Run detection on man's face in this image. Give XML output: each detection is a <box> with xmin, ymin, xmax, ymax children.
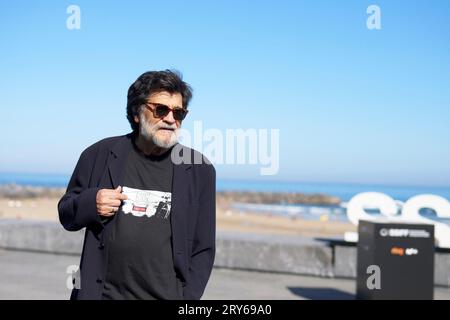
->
<box><xmin>134</xmin><ymin>91</ymin><xmax>184</xmax><ymax>149</ymax></box>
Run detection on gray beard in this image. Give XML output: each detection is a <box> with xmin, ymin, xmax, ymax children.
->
<box><xmin>139</xmin><ymin>113</ymin><xmax>179</xmax><ymax>149</ymax></box>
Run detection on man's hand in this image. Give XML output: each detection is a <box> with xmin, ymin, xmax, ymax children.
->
<box><xmin>96</xmin><ymin>186</ymin><xmax>128</xmax><ymax>217</ymax></box>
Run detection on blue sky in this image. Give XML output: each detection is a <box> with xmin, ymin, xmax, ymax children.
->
<box><xmin>0</xmin><ymin>0</ymin><xmax>449</xmax><ymax>186</ymax></box>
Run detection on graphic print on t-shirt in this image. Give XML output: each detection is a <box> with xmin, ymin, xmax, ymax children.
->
<box><xmin>121</xmin><ymin>186</ymin><xmax>171</xmax><ymax>219</ymax></box>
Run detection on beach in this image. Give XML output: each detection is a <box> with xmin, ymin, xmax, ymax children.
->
<box><xmin>0</xmin><ymin>186</ymin><xmax>355</xmax><ymax>238</ymax></box>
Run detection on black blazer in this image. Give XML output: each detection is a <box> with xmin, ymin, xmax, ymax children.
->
<box><xmin>58</xmin><ymin>133</ymin><xmax>216</xmax><ymax>300</ymax></box>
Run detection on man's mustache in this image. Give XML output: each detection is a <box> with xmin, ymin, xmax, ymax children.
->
<box><xmin>156</xmin><ymin>125</ymin><xmax>178</xmax><ymax>131</ymax></box>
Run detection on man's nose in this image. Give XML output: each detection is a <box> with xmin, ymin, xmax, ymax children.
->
<box><xmin>162</xmin><ymin>109</ymin><xmax>176</xmax><ymax>124</ymax></box>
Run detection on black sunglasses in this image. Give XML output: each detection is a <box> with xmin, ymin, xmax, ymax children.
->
<box><xmin>145</xmin><ymin>103</ymin><xmax>188</xmax><ymax>121</ymax></box>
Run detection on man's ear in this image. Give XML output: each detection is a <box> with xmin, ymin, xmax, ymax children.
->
<box><xmin>134</xmin><ymin>115</ymin><xmax>139</xmax><ymax>123</ymax></box>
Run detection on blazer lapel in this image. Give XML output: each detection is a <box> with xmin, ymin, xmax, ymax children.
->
<box><xmin>108</xmin><ymin>133</ymin><xmax>134</xmax><ymax>188</ymax></box>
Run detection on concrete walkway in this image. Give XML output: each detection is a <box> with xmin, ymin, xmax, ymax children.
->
<box><xmin>0</xmin><ymin>249</ymin><xmax>449</xmax><ymax>300</ymax></box>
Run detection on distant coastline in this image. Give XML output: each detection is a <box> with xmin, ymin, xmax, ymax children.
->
<box><xmin>1</xmin><ymin>172</ymin><xmax>449</xmax><ymax>202</ymax></box>
<box><xmin>0</xmin><ymin>183</ymin><xmax>341</xmax><ymax>207</ymax></box>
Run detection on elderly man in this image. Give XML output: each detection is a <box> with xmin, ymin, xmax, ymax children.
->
<box><xmin>58</xmin><ymin>70</ymin><xmax>216</xmax><ymax>300</ymax></box>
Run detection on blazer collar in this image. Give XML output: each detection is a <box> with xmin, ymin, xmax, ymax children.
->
<box><xmin>108</xmin><ymin>133</ymin><xmax>133</xmax><ymax>188</ymax></box>
<box><xmin>107</xmin><ymin>132</ymin><xmax>192</xmax><ymax>187</ymax></box>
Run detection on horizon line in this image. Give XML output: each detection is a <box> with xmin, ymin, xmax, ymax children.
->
<box><xmin>1</xmin><ymin>171</ymin><xmax>450</xmax><ymax>189</ymax></box>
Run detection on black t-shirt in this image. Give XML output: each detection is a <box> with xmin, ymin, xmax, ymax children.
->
<box><xmin>101</xmin><ymin>140</ymin><xmax>183</xmax><ymax>300</ymax></box>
